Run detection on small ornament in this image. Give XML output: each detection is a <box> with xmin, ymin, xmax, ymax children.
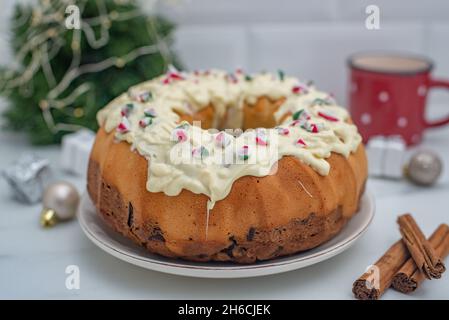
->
<box><xmin>60</xmin><ymin>129</ymin><xmax>95</xmax><ymax>176</ymax></box>
<box><xmin>406</xmin><ymin>150</ymin><xmax>443</xmax><ymax>186</ymax></box>
<box><xmin>1</xmin><ymin>154</ymin><xmax>51</xmax><ymax>204</ymax></box>
<box><xmin>40</xmin><ymin>182</ymin><xmax>80</xmax><ymax>228</ymax></box>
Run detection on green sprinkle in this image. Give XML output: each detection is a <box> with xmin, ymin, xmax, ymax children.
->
<box><xmin>176</xmin><ymin>121</ymin><xmax>190</xmax><ymax>130</ymax></box>
<box><xmin>245</xmin><ymin>75</ymin><xmax>253</xmax><ymax>81</ymax></box>
<box><xmin>292</xmin><ymin>109</ymin><xmax>304</xmax><ymax>120</ymax></box>
<box><xmin>278</xmin><ymin>70</ymin><xmax>285</xmax><ymax>81</ymax></box>
<box><xmin>312</xmin><ymin>98</ymin><xmax>331</xmax><ymax>106</ymax></box>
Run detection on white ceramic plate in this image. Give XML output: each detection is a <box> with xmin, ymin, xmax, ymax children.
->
<box><xmin>78</xmin><ymin>191</ymin><xmax>375</xmax><ymax>278</ymax></box>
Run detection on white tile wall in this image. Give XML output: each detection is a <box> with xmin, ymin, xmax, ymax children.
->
<box><xmin>173</xmin><ymin>25</ymin><xmax>249</xmax><ymax>71</ymax></box>
<box><xmin>336</xmin><ymin>0</ymin><xmax>449</xmax><ymax>21</ymax></box>
<box><xmin>156</xmin><ymin>0</ymin><xmax>338</xmax><ymax>24</ymax></box>
<box><xmin>247</xmin><ymin>22</ymin><xmax>425</xmax><ymax>104</ymax></box>
<box><xmin>1</xmin><ymin>0</ymin><xmax>449</xmax><ymax>107</ymax></box>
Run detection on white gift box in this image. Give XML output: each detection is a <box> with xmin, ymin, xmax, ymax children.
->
<box><xmin>60</xmin><ymin>129</ymin><xmax>95</xmax><ymax>176</ymax></box>
<box><xmin>366</xmin><ymin>136</ymin><xmax>406</xmax><ymax>179</ymax></box>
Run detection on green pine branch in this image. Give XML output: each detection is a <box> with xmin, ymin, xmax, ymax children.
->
<box><xmin>0</xmin><ymin>0</ymin><xmax>182</xmax><ymax>145</ymax></box>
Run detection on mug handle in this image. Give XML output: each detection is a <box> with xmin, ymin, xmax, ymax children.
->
<box><xmin>425</xmin><ymin>78</ymin><xmax>449</xmax><ymax>128</ymax></box>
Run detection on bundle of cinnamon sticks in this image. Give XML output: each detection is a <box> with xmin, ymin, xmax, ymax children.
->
<box><xmin>352</xmin><ymin>214</ymin><xmax>449</xmax><ymax>300</ymax></box>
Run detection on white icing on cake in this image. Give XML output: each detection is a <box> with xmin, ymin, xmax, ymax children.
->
<box><xmin>97</xmin><ymin>69</ymin><xmax>362</xmax><ymax>208</ymax></box>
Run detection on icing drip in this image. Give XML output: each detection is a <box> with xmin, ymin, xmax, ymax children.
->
<box><xmin>97</xmin><ymin>69</ymin><xmax>362</xmax><ymax>210</ymax></box>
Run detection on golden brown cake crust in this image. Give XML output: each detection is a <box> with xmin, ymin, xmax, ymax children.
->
<box><xmin>87</xmin><ymin>125</ymin><xmax>367</xmax><ymax>263</ymax></box>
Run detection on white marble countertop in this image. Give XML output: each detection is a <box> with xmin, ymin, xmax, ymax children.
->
<box><xmin>1</xmin><ymin>107</ymin><xmax>449</xmax><ymax>299</ymax></box>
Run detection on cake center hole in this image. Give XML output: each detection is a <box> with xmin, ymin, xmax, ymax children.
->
<box><xmin>175</xmin><ymin>97</ymin><xmax>286</xmax><ymax>131</ymax></box>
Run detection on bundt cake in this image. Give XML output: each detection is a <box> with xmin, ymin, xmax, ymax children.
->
<box><xmin>87</xmin><ymin>68</ymin><xmax>368</xmax><ymax>263</ymax></box>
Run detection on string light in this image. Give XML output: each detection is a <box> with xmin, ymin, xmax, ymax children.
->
<box><xmin>1</xmin><ymin>0</ymin><xmax>173</xmax><ymax>134</ymax></box>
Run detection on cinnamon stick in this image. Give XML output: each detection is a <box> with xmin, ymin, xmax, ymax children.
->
<box><xmin>392</xmin><ymin>224</ymin><xmax>449</xmax><ymax>293</ymax></box>
<box><xmin>397</xmin><ymin>214</ymin><xmax>446</xmax><ymax>279</ymax></box>
<box><xmin>352</xmin><ymin>240</ymin><xmax>410</xmax><ymax>300</ymax></box>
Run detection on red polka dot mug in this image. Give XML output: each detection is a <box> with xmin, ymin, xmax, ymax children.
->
<box><xmin>348</xmin><ymin>53</ymin><xmax>449</xmax><ymax>145</ymax></box>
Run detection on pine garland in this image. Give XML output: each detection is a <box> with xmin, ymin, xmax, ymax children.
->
<box><xmin>0</xmin><ymin>0</ymin><xmax>181</xmax><ymax>144</ymax></box>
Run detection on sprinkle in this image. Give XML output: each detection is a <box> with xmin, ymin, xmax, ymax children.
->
<box><xmin>235</xmin><ymin>68</ymin><xmax>243</xmax><ymax>75</ymax></box>
<box><xmin>292</xmin><ymin>85</ymin><xmax>309</xmax><ymax>95</ymax></box>
<box><xmin>192</xmin><ymin>146</ymin><xmax>209</xmax><ymax>159</ymax></box>
<box><xmin>215</xmin><ymin>132</ymin><xmax>231</xmax><ymax>148</ymax></box>
<box><xmin>117</xmin><ymin>117</ymin><xmax>131</xmax><ymax>133</ymax></box>
<box><xmin>136</xmin><ymin>92</ymin><xmax>152</xmax><ymax>103</ymax></box>
<box><xmin>238</xmin><ymin>145</ymin><xmax>250</xmax><ymax>160</ymax></box>
<box><xmin>292</xmin><ymin>109</ymin><xmax>310</xmax><ymax>121</ymax></box>
<box><xmin>169</xmin><ymin>72</ymin><xmax>184</xmax><ymax>80</ymax></box>
<box><xmin>255</xmin><ymin>136</ymin><xmax>268</xmax><ymax>146</ymax></box>
<box><xmin>295</xmin><ymin>138</ymin><xmax>307</xmax><ymax>147</ymax></box>
<box><xmin>278</xmin><ymin>70</ymin><xmax>285</xmax><ymax>81</ymax></box>
<box><xmin>120</xmin><ymin>103</ymin><xmax>134</xmax><ymax>116</ymax></box>
<box><xmin>275</xmin><ymin>127</ymin><xmax>290</xmax><ymax>135</ymax></box>
<box><xmin>301</xmin><ymin>122</ymin><xmax>320</xmax><ymax>133</ymax></box>
<box><xmin>226</xmin><ymin>73</ymin><xmax>238</xmax><ymax>84</ymax></box>
<box><xmin>311</xmin><ymin>98</ymin><xmax>332</xmax><ymax>106</ymax></box>
<box><xmin>139</xmin><ymin>117</ymin><xmax>152</xmax><ymax>128</ymax></box>
<box><xmin>176</xmin><ymin>122</ymin><xmax>190</xmax><ymax>130</ymax></box>
<box><xmin>244</xmin><ymin>75</ymin><xmax>253</xmax><ymax>81</ymax></box>
<box><xmin>292</xmin><ymin>86</ymin><xmax>302</xmax><ymax>94</ymax></box>
<box><xmin>162</xmin><ymin>71</ymin><xmax>185</xmax><ymax>84</ymax></box>
<box><xmin>290</xmin><ymin>120</ymin><xmax>301</xmax><ymax>127</ymax></box>
<box><xmin>172</xmin><ymin>128</ymin><xmax>188</xmax><ymax>143</ymax></box>
<box><xmin>144</xmin><ymin>108</ymin><xmax>157</xmax><ymax>118</ymax></box>
<box><xmin>318</xmin><ymin>111</ymin><xmax>339</xmax><ymax>122</ymax></box>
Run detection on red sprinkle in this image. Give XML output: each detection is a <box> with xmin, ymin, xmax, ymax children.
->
<box><xmin>292</xmin><ymin>86</ymin><xmax>303</xmax><ymax>94</ymax></box>
<box><xmin>255</xmin><ymin>136</ymin><xmax>268</xmax><ymax>146</ymax></box>
<box><xmin>169</xmin><ymin>72</ymin><xmax>184</xmax><ymax>80</ymax></box>
<box><xmin>296</xmin><ymin>138</ymin><xmax>307</xmax><ymax>146</ymax></box>
<box><xmin>318</xmin><ymin>111</ymin><xmax>339</xmax><ymax>122</ymax></box>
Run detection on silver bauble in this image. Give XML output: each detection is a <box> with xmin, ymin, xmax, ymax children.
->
<box><xmin>406</xmin><ymin>151</ymin><xmax>443</xmax><ymax>186</ymax></box>
<box><xmin>40</xmin><ymin>181</ymin><xmax>80</xmax><ymax>227</ymax></box>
